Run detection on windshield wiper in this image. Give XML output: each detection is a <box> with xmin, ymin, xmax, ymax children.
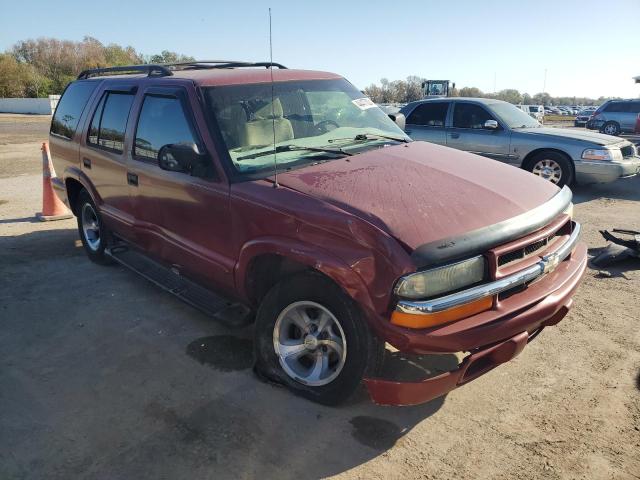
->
<box><xmin>329</xmin><ymin>133</ymin><xmax>410</xmax><ymax>144</ymax></box>
<box><xmin>237</xmin><ymin>144</ymin><xmax>352</xmax><ymax>161</ymax></box>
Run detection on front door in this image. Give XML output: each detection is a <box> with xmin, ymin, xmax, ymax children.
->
<box><xmin>404</xmin><ymin>102</ymin><xmax>449</xmax><ymax>145</ymax></box>
<box><xmin>127</xmin><ymin>85</ymin><xmax>234</xmax><ymax>293</ymax></box>
<box><xmin>446</xmin><ymin>102</ymin><xmax>512</xmax><ymax>163</ymax></box>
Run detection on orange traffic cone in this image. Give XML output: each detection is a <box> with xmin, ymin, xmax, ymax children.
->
<box><xmin>36</xmin><ymin>142</ymin><xmax>73</xmax><ymax>221</ymax></box>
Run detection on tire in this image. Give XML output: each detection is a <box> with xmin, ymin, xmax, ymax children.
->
<box><xmin>254</xmin><ymin>271</ymin><xmax>381</xmax><ymax>406</ymax></box>
<box><xmin>76</xmin><ymin>189</ymin><xmax>114</xmax><ymax>265</ymax></box>
<box><xmin>525</xmin><ymin>151</ymin><xmax>574</xmax><ymax>188</ymax></box>
<box><xmin>601</xmin><ymin>121</ymin><xmax>620</xmax><ymax>136</ymax></box>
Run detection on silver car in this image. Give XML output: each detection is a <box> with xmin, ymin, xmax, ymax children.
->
<box><xmin>400</xmin><ymin>97</ymin><xmax>640</xmax><ymax>187</ymax></box>
<box><xmin>587</xmin><ymin>99</ymin><xmax>640</xmax><ymax>135</ymax></box>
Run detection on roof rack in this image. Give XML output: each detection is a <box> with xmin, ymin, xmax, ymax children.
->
<box><xmin>77</xmin><ymin>60</ymin><xmax>287</xmax><ymax>80</ymax></box>
<box><xmin>167</xmin><ymin>60</ymin><xmax>288</xmax><ymax>70</ymax></box>
<box><xmin>77</xmin><ymin>64</ymin><xmax>172</xmax><ymax>80</ymax></box>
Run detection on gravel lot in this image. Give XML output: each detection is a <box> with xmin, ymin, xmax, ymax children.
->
<box><xmin>1</xmin><ymin>114</ymin><xmax>639</xmax><ymax>480</ymax></box>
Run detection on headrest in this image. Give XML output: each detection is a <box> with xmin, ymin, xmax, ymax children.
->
<box><xmin>253</xmin><ymin>98</ymin><xmax>284</xmax><ymax>119</ymax></box>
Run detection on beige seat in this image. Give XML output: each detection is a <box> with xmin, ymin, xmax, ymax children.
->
<box><xmin>241</xmin><ymin>98</ymin><xmax>294</xmax><ymax>147</ymax></box>
<box><xmin>217</xmin><ymin>104</ymin><xmax>247</xmax><ymax>149</ymax></box>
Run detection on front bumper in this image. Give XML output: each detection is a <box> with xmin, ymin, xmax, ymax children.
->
<box><xmin>363</xmin><ymin>235</ymin><xmax>587</xmax><ymax>406</ymax></box>
<box><xmin>575</xmin><ymin>157</ymin><xmax>640</xmax><ymax>184</ymax></box>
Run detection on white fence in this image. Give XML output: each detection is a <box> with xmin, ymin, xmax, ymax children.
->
<box><xmin>0</xmin><ymin>95</ymin><xmax>60</xmax><ymax>115</ymax></box>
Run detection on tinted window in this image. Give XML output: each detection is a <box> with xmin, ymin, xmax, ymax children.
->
<box><xmin>88</xmin><ymin>92</ymin><xmax>134</xmax><ymax>152</ymax></box>
<box><xmin>452</xmin><ymin>103</ymin><xmax>495</xmax><ymax>129</ymax></box>
<box><xmin>604</xmin><ymin>102</ymin><xmax>629</xmax><ymax>113</ymax></box>
<box><xmin>628</xmin><ymin>102</ymin><xmax>640</xmax><ymax>114</ymax></box>
<box><xmin>406</xmin><ymin>103</ymin><xmax>449</xmax><ymax>126</ymax></box>
<box><xmin>51</xmin><ymin>81</ymin><xmax>98</xmax><ymax>139</ymax></box>
<box><xmin>134</xmin><ymin>95</ymin><xmax>197</xmax><ymax>161</ymax></box>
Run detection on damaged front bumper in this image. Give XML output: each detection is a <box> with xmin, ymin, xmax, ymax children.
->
<box><xmin>363</xmin><ymin>237</ymin><xmax>588</xmax><ymax>407</ymax></box>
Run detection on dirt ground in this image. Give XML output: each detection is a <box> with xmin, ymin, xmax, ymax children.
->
<box><xmin>0</xmin><ymin>114</ymin><xmax>639</xmax><ymax>480</ymax></box>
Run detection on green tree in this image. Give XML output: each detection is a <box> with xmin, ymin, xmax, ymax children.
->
<box><xmin>148</xmin><ymin>50</ymin><xmax>195</xmax><ymax>64</ymax></box>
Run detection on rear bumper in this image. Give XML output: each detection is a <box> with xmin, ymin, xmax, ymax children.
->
<box><xmin>363</xmin><ymin>241</ymin><xmax>587</xmax><ymax>406</ymax></box>
<box><xmin>575</xmin><ymin>157</ymin><xmax>640</xmax><ymax>184</ymax></box>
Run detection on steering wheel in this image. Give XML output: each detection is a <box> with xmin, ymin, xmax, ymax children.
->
<box><xmin>316</xmin><ymin>120</ymin><xmax>340</xmax><ymax>134</ymax></box>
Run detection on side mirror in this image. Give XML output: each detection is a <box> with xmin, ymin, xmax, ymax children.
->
<box><xmin>158</xmin><ymin>143</ymin><xmax>208</xmax><ymax>175</ymax></box>
<box><xmin>484</xmin><ymin>120</ymin><xmax>499</xmax><ymax>130</ymax></box>
<box><xmin>388</xmin><ymin>113</ymin><xmax>406</xmax><ymax>131</ymax></box>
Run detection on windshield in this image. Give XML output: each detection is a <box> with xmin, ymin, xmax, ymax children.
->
<box><xmin>203</xmin><ymin>79</ymin><xmax>409</xmax><ymax>179</ymax></box>
<box><xmin>490</xmin><ymin>102</ymin><xmax>541</xmax><ymax>128</ymax></box>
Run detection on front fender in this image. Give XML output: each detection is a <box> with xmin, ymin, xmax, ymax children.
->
<box><xmin>235</xmin><ymin>236</ymin><xmax>376</xmax><ymax>312</ymax></box>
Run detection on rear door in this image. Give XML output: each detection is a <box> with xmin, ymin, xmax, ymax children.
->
<box><xmin>79</xmin><ymin>82</ymin><xmax>137</xmax><ymax>240</ymax></box>
<box><xmin>127</xmin><ymin>84</ymin><xmax>235</xmax><ymax>292</ymax></box>
<box><xmin>446</xmin><ymin>102</ymin><xmax>511</xmax><ymax>162</ymax></box>
<box><xmin>403</xmin><ymin>102</ymin><xmax>449</xmax><ymax>145</ymax></box>
<box><xmin>626</xmin><ymin>102</ymin><xmax>640</xmax><ymax>133</ymax></box>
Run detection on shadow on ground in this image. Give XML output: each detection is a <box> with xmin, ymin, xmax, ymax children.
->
<box><xmin>572</xmin><ymin>174</ymin><xmax>640</xmax><ymax>204</ymax></box>
<box><xmin>1</xmin><ymin>228</ymin><xmax>453</xmax><ymax>480</ymax></box>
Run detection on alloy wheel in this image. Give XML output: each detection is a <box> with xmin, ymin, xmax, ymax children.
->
<box><xmin>531</xmin><ymin>159</ymin><xmax>562</xmax><ymax>184</ymax></box>
<box><xmin>273</xmin><ymin>301</ymin><xmax>347</xmax><ymax>386</ymax></box>
<box><xmin>81</xmin><ymin>203</ymin><xmax>101</xmax><ymax>251</ymax></box>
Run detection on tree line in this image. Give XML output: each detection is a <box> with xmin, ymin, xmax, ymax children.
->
<box><xmin>0</xmin><ymin>37</ymin><xmax>194</xmax><ymax>98</ymax></box>
<box><xmin>363</xmin><ymin>77</ymin><xmax>620</xmax><ymax>106</ymax></box>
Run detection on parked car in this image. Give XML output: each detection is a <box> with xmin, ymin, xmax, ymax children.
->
<box><xmin>50</xmin><ymin>62</ymin><xmax>587</xmax><ymax>407</ymax></box>
<box><xmin>400</xmin><ymin>97</ymin><xmax>640</xmax><ymax>186</ymax></box>
<box><xmin>587</xmin><ymin>99</ymin><xmax>640</xmax><ymax>135</ymax></box>
<box><xmin>574</xmin><ymin>109</ymin><xmax>594</xmax><ymax>127</ymax></box>
<box><xmin>515</xmin><ymin>104</ymin><xmax>545</xmax><ymax>123</ymax></box>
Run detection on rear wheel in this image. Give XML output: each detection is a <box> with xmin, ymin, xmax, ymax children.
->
<box><xmin>254</xmin><ymin>272</ymin><xmax>380</xmax><ymax>405</ymax></box>
<box><xmin>525</xmin><ymin>151</ymin><xmax>573</xmax><ymax>187</ymax></box>
<box><xmin>601</xmin><ymin>121</ymin><xmax>620</xmax><ymax>136</ymax></box>
<box><xmin>76</xmin><ymin>189</ymin><xmax>113</xmax><ymax>265</ymax></box>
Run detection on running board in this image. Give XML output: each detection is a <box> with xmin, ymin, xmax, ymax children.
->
<box><xmin>105</xmin><ymin>245</ymin><xmax>252</xmax><ymax>328</ymax></box>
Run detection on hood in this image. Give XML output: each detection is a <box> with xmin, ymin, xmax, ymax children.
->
<box><xmin>277</xmin><ymin>141</ymin><xmax>559</xmax><ymax>251</ymax></box>
<box><xmin>517</xmin><ymin>126</ymin><xmax>626</xmax><ymax>145</ymax></box>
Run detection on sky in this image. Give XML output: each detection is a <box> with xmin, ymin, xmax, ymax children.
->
<box><xmin>1</xmin><ymin>0</ymin><xmax>639</xmax><ymax>98</ymax></box>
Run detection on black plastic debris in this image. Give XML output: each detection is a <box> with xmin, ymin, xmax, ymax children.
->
<box><xmin>591</xmin><ymin>229</ymin><xmax>640</xmax><ymax>268</ymax></box>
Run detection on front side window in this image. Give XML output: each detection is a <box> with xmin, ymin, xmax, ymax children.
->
<box><xmin>51</xmin><ymin>81</ymin><xmax>98</xmax><ymax>140</ymax></box>
<box><xmin>87</xmin><ymin>92</ymin><xmax>134</xmax><ymax>153</ymax></box>
<box><xmin>134</xmin><ymin>95</ymin><xmax>198</xmax><ymax>161</ymax></box>
<box><xmin>203</xmin><ymin>78</ymin><xmax>409</xmax><ymax>179</ymax></box>
<box><xmin>452</xmin><ymin>103</ymin><xmax>495</xmax><ymax>129</ymax></box>
<box><xmin>488</xmin><ymin>102</ymin><xmax>541</xmax><ymax>128</ymax></box>
<box><xmin>406</xmin><ymin>103</ymin><xmax>449</xmax><ymax>127</ymax></box>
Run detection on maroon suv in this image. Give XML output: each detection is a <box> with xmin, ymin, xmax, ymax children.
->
<box><xmin>49</xmin><ymin>62</ymin><xmax>587</xmax><ymax>406</ymax></box>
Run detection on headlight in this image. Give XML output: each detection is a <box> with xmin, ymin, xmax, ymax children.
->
<box><xmin>582</xmin><ymin>148</ymin><xmax>623</xmax><ymax>161</ymax></box>
<box><xmin>395</xmin><ymin>256</ymin><xmax>486</xmax><ymax>299</ymax></box>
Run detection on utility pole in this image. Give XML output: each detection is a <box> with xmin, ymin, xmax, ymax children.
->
<box><xmin>493</xmin><ymin>72</ymin><xmax>496</xmax><ymax>94</ymax></box>
<box><xmin>543</xmin><ymin>68</ymin><xmax>547</xmax><ymax>94</ymax></box>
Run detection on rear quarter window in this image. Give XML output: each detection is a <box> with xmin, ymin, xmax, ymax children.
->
<box><xmin>50</xmin><ymin>81</ymin><xmax>99</xmax><ymax>140</ymax></box>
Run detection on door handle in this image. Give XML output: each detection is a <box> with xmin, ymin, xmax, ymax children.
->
<box><xmin>449</xmin><ymin>133</ymin><xmax>460</xmax><ymax>139</ymax></box>
<box><xmin>127</xmin><ymin>172</ymin><xmax>138</xmax><ymax>186</ymax></box>
<box><xmin>82</xmin><ymin>157</ymin><xmax>91</xmax><ymax>169</ymax></box>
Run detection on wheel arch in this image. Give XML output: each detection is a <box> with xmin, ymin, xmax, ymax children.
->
<box><xmin>522</xmin><ymin>148</ymin><xmax>576</xmax><ymax>181</ymax></box>
<box><xmin>236</xmin><ymin>238</ymin><xmax>375</xmax><ymax>313</ymax></box>
<box><xmin>64</xmin><ymin>168</ymin><xmax>101</xmax><ymax>215</ymax></box>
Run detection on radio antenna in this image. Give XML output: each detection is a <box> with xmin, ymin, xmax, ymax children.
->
<box><xmin>269</xmin><ymin>7</ymin><xmax>279</xmax><ymax>188</ymax></box>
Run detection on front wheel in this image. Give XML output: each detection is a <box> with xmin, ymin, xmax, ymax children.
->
<box><xmin>254</xmin><ymin>272</ymin><xmax>380</xmax><ymax>405</ymax></box>
<box><xmin>525</xmin><ymin>151</ymin><xmax>574</xmax><ymax>187</ymax></box>
<box><xmin>601</xmin><ymin>121</ymin><xmax>620</xmax><ymax>136</ymax></box>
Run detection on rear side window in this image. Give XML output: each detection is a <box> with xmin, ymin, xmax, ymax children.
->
<box><xmin>629</xmin><ymin>102</ymin><xmax>640</xmax><ymax>114</ymax></box>
<box><xmin>134</xmin><ymin>95</ymin><xmax>197</xmax><ymax>161</ymax></box>
<box><xmin>452</xmin><ymin>103</ymin><xmax>494</xmax><ymax>129</ymax></box>
<box><xmin>406</xmin><ymin>103</ymin><xmax>449</xmax><ymax>127</ymax></box>
<box><xmin>88</xmin><ymin>92</ymin><xmax>135</xmax><ymax>153</ymax></box>
<box><xmin>50</xmin><ymin>81</ymin><xmax>98</xmax><ymax>140</ymax></box>
<box><xmin>604</xmin><ymin>102</ymin><xmax>629</xmax><ymax>113</ymax></box>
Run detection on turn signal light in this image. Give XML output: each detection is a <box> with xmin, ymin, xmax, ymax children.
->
<box><xmin>391</xmin><ymin>296</ymin><xmax>494</xmax><ymax>329</ymax></box>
